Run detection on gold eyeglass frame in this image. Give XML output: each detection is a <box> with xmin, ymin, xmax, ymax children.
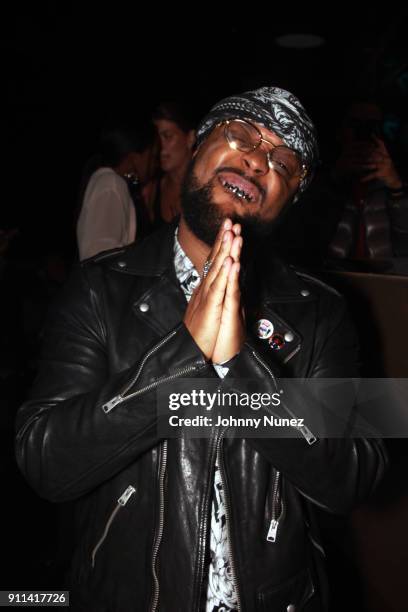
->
<box><xmin>219</xmin><ymin>118</ymin><xmax>308</xmax><ymax>180</ymax></box>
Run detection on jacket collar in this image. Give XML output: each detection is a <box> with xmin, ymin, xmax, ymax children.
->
<box><xmin>259</xmin><ymin>257</ymin><xmax>316</xmax><ymax>303</ymax></box>
<box><xmin>108</xmin><ymin>221</ymin><xmax>315</xmax><ymax>302</ymax></box>
<box><xmin>108</xmin><ymin>221</ymin><xmax>178</xmax><ymax>277</ymax></box>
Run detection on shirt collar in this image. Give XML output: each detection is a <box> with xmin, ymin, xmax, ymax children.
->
<box><xmin>173</xmin><ymin>226</ymin><xmax>201</xmax><ymax>301</ymax></box>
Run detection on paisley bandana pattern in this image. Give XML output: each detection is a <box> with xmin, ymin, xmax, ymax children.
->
<box><xmin>173</xmin><ymin>228</ymin><xmax>201</xmax><ymax>299</ymax></box>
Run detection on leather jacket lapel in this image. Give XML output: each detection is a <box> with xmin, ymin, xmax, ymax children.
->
<box><xmin>132</xmin><ymin>273</ymin><xmax>187</xmax><ymax>337</ymax></box>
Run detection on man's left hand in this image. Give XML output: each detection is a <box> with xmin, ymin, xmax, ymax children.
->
<box><xmin>212</xmin><ymin>228</ymin><xmax>246</xmax><ymax>364</ymax></box>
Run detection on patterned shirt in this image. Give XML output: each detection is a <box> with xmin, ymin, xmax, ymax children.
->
<box><xmin>173</xmin><ymin>228</ymin><xmax>238</xmax><ymax>612</ymax></box>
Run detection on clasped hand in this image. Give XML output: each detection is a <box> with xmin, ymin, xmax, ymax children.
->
<box><xmin>183</xmin><ymin>218</ymin><xmax>246</xmax><ymax>364</ymax></box>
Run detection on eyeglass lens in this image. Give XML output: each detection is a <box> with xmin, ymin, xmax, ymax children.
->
<box><xmin>225</xmin><ymin>121</ymin><xmax>302</xmax><ymax>180</ymax></box>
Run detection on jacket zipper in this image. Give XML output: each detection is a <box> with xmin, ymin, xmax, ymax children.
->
<box><xmin>102</xmin><ymin>364</ymin><xmax>199</xmax><ymax>413</ymax></box>
<box><xmin>150</xmin><ymin>440</ymin><xmax>168</xmax><ymax>612</ymax></box>
<box><xmin>102</xmin><ymin>330</ymin><xmax>199</xmax><ymax>413</ymax></box>
<box><xmin>193</xmin><ymin>434</ymin><xmax>218</xmax><ymax>612</ymax></box>
<box><xmin>91</xmin><ymin>485</ymin><xmax>136</xmax><ymax>568</ymax></box>
<box><xmin>217</xmin><ymin>432</ymin><xmax>243</xmax><ymax>612</ymax></box>
<box><xmin>280</xmin><ymin>398</ymin><xmax>316</xmax><ymax>445</ymax></box>
<box><xmin>251</xmin><ymin>351</ymin><xmax>317</xmax><ymax>445</ymax></box>
<box><xmin>283</xmin><ymin>342</ymin><xmax>302</xmax><ymax>364</ymax></box>
<box><xmin>267</xmin><ymin>470</ymin><xmax>284</xmax><ymax>543</ymax></box>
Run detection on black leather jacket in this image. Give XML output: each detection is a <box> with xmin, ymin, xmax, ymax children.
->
<box><xmin>15</xmin><ymin>224</ymin><xmax>387</xmax><ymax>612</ymax></box>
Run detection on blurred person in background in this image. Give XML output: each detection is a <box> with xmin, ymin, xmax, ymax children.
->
<box><xmin>273</xmin><ymin>99</ymin><xmax>408</xmax><ymax>267</ymax></box>
<box><xmin>327</xmin><ymin>100</ymin><xmax>408</xmax><ymax>260</ymax></box>
<box><xmin>144</xmin><ymin>101</ymin><xmax>196</xmax><ymax>227</ymax></box>
<box><xmin>77</xmin><ymin>124</ymin><xmax>157</xmax><ymax>260</ymax></box>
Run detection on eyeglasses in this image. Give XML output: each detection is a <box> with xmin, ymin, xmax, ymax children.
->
<box><xmin>222</xmin><ymin>119</ymin><xmax>307</xmax><ymax>182</ymax></box>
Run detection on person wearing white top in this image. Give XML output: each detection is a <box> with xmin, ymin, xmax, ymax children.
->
<box><xmin>77</xmin><ymin>125</ymin><xmax>157</xmax><ymax>260</ymax></box>
<box><xmin>77</xmin><ymin>166</ymin><xmax>136</xmax><ymax>260</ymax></box>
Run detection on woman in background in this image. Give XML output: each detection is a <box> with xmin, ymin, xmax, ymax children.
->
<box><xmin>144</xmin><ymin>101</ymin><xmax>196</xmax><ymax>227</ymax></box>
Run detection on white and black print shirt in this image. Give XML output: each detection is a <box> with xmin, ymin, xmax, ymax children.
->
<box><xmin>173</xmin><ymin>228</ymin><xmax>238</xmax><ymax>612</ymax></box>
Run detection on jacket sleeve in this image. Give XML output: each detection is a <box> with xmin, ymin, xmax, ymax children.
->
<box><xmin>226</xmin><ymin>292</ymin><xmax>388</xmax><ymax>515</ymax></box>
<box><xmin>15</xmin><ymin>267</ymin><xmax>208</xmax><ymax>502</ymax></box>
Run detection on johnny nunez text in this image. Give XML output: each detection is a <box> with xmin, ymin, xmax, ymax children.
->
<box><xmin>168</xmin><ymin>415</ymin><xmax>305</xmax><ymax>429</ymax></box>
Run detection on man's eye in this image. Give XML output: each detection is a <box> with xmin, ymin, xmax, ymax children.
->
<box><xmin>272</xmin><ymin>156</ymin><xmax>289</xmax><ymax>173</ymax></box>
<box><xmin>229</xmin><ymin>136</ymin><xmax>253</xmax><ymax>152</ymax></box>
<box><xmin>236</xmin><ymin>137</ymin><xmax>251</xmax><ymax>148</ymax></box>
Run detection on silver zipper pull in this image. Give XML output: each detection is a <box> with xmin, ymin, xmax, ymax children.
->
<box><xmin>102</xmin><ymin>395</ymin><xmax>123</xmax><ymax>413</ymax></box>
<box><xmin>267</xmin><ymin>518</ymin><xmax>279</xmax><ymax>542</ymax></box>
<box><xmin>118</xmin><ymin>485</ymin><xmax>136</xmax><ymax>506</ymax></box>
<box><xmin>298</xmin><ymin>424</ymin><xmax>317</xmax><ymax>445</ymax></box>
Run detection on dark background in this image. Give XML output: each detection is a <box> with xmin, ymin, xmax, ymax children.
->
<box><xmin>1</xmin><ymin>3</ymin><xmax>408</xmax><ymax>610</ymax></box>
<box><xmin>2</xmin><ymin>3</ymin><xmax>408</xmax><ymax>255</ymax></box>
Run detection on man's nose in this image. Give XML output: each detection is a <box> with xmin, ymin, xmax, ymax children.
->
<box><xmin>241</xmin><ymin>147</ymin><xmax>269</xmax><ymax>175</ymax></box>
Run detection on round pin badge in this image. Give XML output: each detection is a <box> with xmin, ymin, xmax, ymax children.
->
<box><xmin>269</xmin><ymin>333</ymin><xmax>285</xmax><ymax>350</ymax></box>
<box><xmin>256</xmin><ymin>319</ymin><xmax>274</xmax><ymax>340</ymax></box>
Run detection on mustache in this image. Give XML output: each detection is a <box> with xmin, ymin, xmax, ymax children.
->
<box><xmin>215</xmin><ymin>166</ymin><xmax>266</xmax><ymax>198</ymax></box>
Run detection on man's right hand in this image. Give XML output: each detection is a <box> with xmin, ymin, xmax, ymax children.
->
<box><xmin>183</xmin><ymin>219</ymin><xmax>241</xmax><ymax>360</ymax></box>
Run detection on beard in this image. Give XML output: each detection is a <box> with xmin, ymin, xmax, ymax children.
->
<box><xmin>180</xmin><ymin>159</ymin><xmax>288</xmax><ymax>249</ymax></box>
<box><xmin>180</xmin><ymin>159</ymin><xmax>295</xmax><ymax>308</ymax></box>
